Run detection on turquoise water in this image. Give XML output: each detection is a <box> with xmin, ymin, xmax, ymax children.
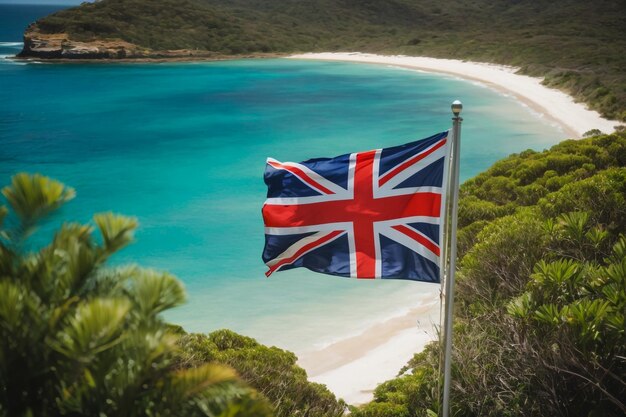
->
<box><xmin>0</xmin><ymin>5</ymin><xmax>567</xmax><ymax>352</ymax></box>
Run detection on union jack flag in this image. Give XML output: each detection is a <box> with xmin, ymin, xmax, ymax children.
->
<box><xmin>262</xmin><ymin>131</ymin><xmax>450</xmax><ymax>281</ymax></box>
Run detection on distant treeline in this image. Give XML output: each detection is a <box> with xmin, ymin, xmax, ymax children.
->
<box><xmin>29</xmin><ymin>0</ymin><xmax>626</xmax><ymax>122</ymax></box>
<box><xmin>351</xmin><ymin>132</ymin><xmax>626</xmax><ymax>416</ymax></box>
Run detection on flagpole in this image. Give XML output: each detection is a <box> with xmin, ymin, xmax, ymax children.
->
<box><xmin>442</xmin><ymin>100</ymin><xmax>463</xmax><ymax>417</ymax></box>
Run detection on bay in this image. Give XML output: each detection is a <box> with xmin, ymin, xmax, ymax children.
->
<box><xmin>0</xmin><ymin>4</ymin><xmax>566</xmax><ymax>353</ymax></box>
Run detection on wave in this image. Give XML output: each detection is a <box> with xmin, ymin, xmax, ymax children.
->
<box><xmin>0</xmin><ymin>42</ymin><xmax>23</xmax><ymax>47</ymax></box>
<box><xmin>310</xmin><ymin>295</ymin><xmax>437</xmax><ymax>351</ymax></box>
<box><xmin>0</xmin><ymin>55</ymin><xmax>27</xmax><ymax>66</ymax></box>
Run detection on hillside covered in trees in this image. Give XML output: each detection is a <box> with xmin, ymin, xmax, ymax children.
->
<box><xmin>18</xmin><ymin>0</ymin><xmax>626</xmax><ymax>122</ymax></box>
<box><xmin>352</xmin><ymin>132</ymin><xmax>626</xmax><ymax>416</ymax></box>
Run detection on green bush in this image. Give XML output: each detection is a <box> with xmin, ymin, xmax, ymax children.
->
<box><xmin>177</xmin><ymin>330</ymin><xmax>347</xmax><ymax>417</ymax></box>
<box><xmin>0</xmin><ymin>173</ymin><xmax>272</xmax><ymax>417</ymax></box>
<box><xmin>353</xmin><ymin>132</ymin><xmax>626</xmax><ymax>416</ymax></box>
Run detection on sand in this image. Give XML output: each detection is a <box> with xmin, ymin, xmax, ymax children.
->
<box><xmin>289</xmin><ymin>53</ymin><xmax>622</xmax><ymax>138</ymax></box>
<box><xmin>297</xmin><ymin>287</ymin><xmax>441</xmax><ymax>405</ymax></box>
<box><xmin>290</xmin><ymin>52</ymin><xmax>622</xmax><ymax>406</ymax></box>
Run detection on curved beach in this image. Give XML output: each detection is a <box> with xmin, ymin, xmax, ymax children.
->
<box><xmin>290</xmin><ymin>53</ymin><xmax>622</xmax><ymax>138</ymax></box>
<box><xmin>297</xmin><ymin>288</ymin><xmax>441</xmax><ymax>405</ymax></box>
<box><xmin>288</xmin><ymin>52</ymin><xmax>622</xmax><ymax>405</ymax></box>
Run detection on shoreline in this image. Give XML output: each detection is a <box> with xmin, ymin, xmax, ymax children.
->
<box><xmin>10</xmin><ymin>52</ymin><xmax>286</xmax><ymax>64</ymax></box>
<box><xmin>8</xmin><ymin>48</ymin><xmax>623</xmax><ymax>137</ymax></box>
<box><xmin>6</xmin><ymin>47</ymin><xmax>621</xmax><ymax>406</ymax></box>
<box><xmin>289</xmin><ymin>53</ymin><xmax>622</xmax><ymax>138</ymax></box>
<box><xmin>297</xmin><ymin>289</ymin><xmax>441</xmax><ymax>405</ymax></box>
<box><xmin>286</xmin><ymin>52</ymin><xmax>619</xmax><ymax>405</ymax></box>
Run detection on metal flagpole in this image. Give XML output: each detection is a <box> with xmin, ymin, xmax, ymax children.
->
<box><xmin>442</xmin><ymin>100</ymin><xmax>463</xmax><ymax>417</ymax></box>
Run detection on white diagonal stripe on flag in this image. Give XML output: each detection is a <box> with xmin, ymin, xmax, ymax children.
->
<box><xmin>267</xmin><ymin>158</ymin><xmax>348</xmax><ymax>195</ymax></box>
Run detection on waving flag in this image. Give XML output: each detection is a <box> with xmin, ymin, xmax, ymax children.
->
<box><xmin>262</xmin><ymin>131</ymin><xmax>449</xmax><ymax>281</ymax></box>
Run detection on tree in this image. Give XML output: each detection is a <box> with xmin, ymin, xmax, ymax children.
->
<box><xmin>177</xmin><ymin>330</ymin><xmax>347</xmax><ymax>417</ymax></box>
<box><xmin>0</xmin><ymin>173</ymin><xmax>272</xmax><ymax>417</ymax></box>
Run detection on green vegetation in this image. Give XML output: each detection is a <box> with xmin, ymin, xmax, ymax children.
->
<box><xmin>351</xmin><ymin>132</ymin><xmax>626</xmax><ymax>416</ymax></box>
<box><xmin>27</xmin><ymin>0</ymin><xmax>626</xmax><ymax>121</ymax></box>
<box><xmin>0</xmin><ymin>173</ymin><xmax>344</xmax><ymax>416</ymax></box>
<box><xmin>2</xmin><ymin>137</ymin><xmax>625</xmax><ymax>415</ymax></box>
<box><xmin>176</xmin><ymin>330</ymin><xmax>347</xmax><ymax>417</ymax></box>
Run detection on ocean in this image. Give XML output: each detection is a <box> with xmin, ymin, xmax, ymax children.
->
<box><xmin>0</xmin><ymin>3</ymin><xmax>566</xmax><ymax>353</ymax></box>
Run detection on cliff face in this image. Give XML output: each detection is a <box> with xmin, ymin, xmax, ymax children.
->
<box><xmin>17</xmin><ymin>24</ymin><xmax>216</xmax><ymax>60</ymax></box>
<box><xmin>19</xmin><ymin>25</ymin><xmax>135</xmax><ymax>59</ymax></box>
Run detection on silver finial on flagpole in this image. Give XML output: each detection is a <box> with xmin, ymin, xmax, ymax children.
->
<box><xmin>451</xmin><ymin>100</ymin><xmax>463</xmax><ymax>116</ymax></box>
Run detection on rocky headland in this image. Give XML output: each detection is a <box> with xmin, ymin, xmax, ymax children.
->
<box><xmin>18</xmin><ymin>25</ymin><xmax>222</xmax><ymax>60</ymax></box>
<box><xmin>12</xmin><ymin>0</ymin><xmax>626</xmax><ymax>122</ymax></box>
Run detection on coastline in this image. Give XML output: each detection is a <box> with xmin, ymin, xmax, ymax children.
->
<box><xmin>289</xmin><ymin>53</ymin><xmax>622</xmax><ymax>138</ymax></box>
<box><xmin>6</xmin><ymin>47</ymin><xmax>620</xmax><ymax>406</ymax></box>
<box><xmin>10</xmin><ymin>48</ymin><xmax>622</xmax><ymax>137</ymax></box>
<box><xmin>11</xmin><ymin>52</ymin><xmax>286</xmax><ymax>64</ymax></box>
<box><xmin>286</xmin><ymin>52</ymin><xmax>620</xmax><ymax>405</ymax></box>
<box><xmin>297</xmin><ymin>292</ymin><xmax>440</xmax><ymax>405</ymax></box>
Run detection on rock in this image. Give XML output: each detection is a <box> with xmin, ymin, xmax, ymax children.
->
<box><xmin>16</xmin><ymin>24</ymin><xmax>220</xmax><ymax>61</ymax></box>
<box><xmin>18</xmin><ymin>24</ymin><xmax>145</xmax><ymax>59</ymax></box>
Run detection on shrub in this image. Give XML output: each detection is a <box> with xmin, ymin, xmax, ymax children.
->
<box><xmin>0</xmin><ymin>173</ymin><xmax>271</xmax><ymax>417</ymax></box>
<box><xmin>177</xmin><ymin>330</ymin><xmax>347</xmax><ymax>417</ymax></box>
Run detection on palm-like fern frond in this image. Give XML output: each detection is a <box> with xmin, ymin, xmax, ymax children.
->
<box><xmin>94</xmin><ymin>212</ymin><xmax>137</xmax><ymax>255</ymax></box>
<box><xmin>125</xmin><ymin>269</ymin><xmax>186</xmax><ymax>318</ymax></box>
<box><xmin>48</xmin><ymin>298</ymin><xmax>130</xmax><ymax>361</ymax></box>
<box><xmin>2</xmin><ymin>173</ymin><xmax>74</xmax><ymax>228</ymax></box>
<box><xmin>172</xmin><ymin>363</ymin><xmax>238</xmax><ymax>398</ymax></box>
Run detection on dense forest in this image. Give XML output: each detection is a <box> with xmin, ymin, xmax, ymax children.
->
<box><xmin>352</xmin><ymin>132</ymin><xmax>626</xmax><ymax>416</ymax></box>
<box><xmin>22</xmin><ymin>0</ymin><xmax>626</xmax><ymax>122</ymax></box>
<box><xmin>1</xmin><ymin>132</ymin><xmax>624</xmax><ymax>416</ymax></box>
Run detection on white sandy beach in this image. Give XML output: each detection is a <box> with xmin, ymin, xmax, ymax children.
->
<box><xmin>290</xmin><ymin>52</ymin><xmax>622</xmax><ymax>406</ymax></box>
<box><xmin>290</xmin><ymin>53</ymin><xmax>622</xmax><ymax>138</ymax></box>
<box><xmin>297</xmin><ymin>290</ymin><xmax>441</xmax><ymax>405</ymax></box>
